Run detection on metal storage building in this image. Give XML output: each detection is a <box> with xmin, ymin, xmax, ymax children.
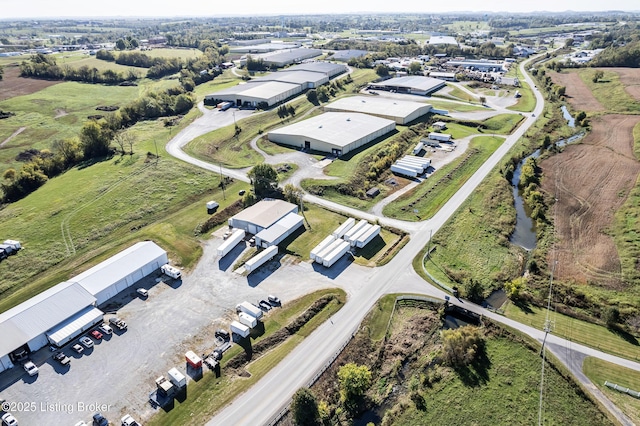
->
<box><xmin>210</xmin><ymin>80</ymin><xmax>302</xmax><ymax>108</ymax></box>
<box><xmin>74</xmin><ymin>241</ymin><xmax>168</xmax><ymax>305</ymax></box>
<box><xmin>47</xmin><ymin>305</ymin><xmax>103</xmax><ymax>347</ymax></box>
<box><xmin>259</xmin><ymin>48</ymin><xmax>323</xmax><ymax>67</ymax></box>
<box><xmin>248</xmin><ymin>70</ymin><xmax>328</xmax><ymax>89</ymax></box>
<box><xmin>287</xmin><ymin>62</ymin><xmax>347</xmax><ymax>79</ymax></box>
<box><xmin>0</xmin><ymin>281</ymin><xmax>97</xmax><ymax>372</ymax></box>
<box><xmin>369</xmin><ymin>76</ymin><xmax>446</xmax><ymax>96</ymax></box>
<box><xmin>254</xmin><ymin>212</ymin><xmax>304</xmax><ymax>248</ymax></box>
<box><xmin>229</xmin><ymin>199</ymin><xmax>298</xmax><ymax>235</ymax></box>
<box><xmin>324</xmin><ymin>96</ymin><xmax>432</xmax><ymax>125</ymax></box>
<box><xmin>268</xmin><ymin>112</ymin><xmax>396</xmax><ymax>156</ymax></box>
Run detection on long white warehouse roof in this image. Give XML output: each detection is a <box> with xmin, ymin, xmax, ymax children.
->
<box><xmin>231</xmin><ymin>199</ymin><xmax>298</xmax><ymax>230</ymax></box>
<box><xmin>0</xmin><ymin>281</ymin><xmax>96</xmax><ymax>357</ymax></box>
<box><xmin>73</xmin><ymin>241</ymin><xmax>166</xmax><ymax>297</ymax></box>
<box><xmin>370</xmin><ymin>76</ymin><xmax>445</xmax><ymax>92</ymax></box>
<box><xmin>214</xmin><ymin>80</ymin><xmax>300</xmax><ymax>100</ymax></box>
<box><xmin>268</xmin><ymin>112</ymin><xmax>395</xmax><ymax>149</ymax></box>
<box><xmin>255</xmin><ymin>212</ymin><xmax>304</xmax><ymax>244</ymax></box>
<box><xmin>325</xmin><ymin>96</ymin><xmax>431</xmax><ymax>120</ymax></box>
<box><xmin>250</xmin><ymin>70</ymin><xmax>327</xmax><ymax>86</ymax></box>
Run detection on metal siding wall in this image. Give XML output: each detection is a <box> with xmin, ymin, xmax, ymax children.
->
<box><xmin>27</xmin><ymin>334</ymin><xmax>49</xmax><ymax>352</ymax></box>
<box><xmin>0</xmin><ymin>354</ymin><xmax>13</xmax><ymax>372</ymax></box>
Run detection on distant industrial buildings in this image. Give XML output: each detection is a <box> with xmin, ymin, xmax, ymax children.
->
<box><xmin>268</xmin><ymin>112</ymin><xmax>395</xmax><ymax>156</ymax></box>
<box><xmin>328</xmin><ymin>49</ymin><xmax>368</xmax><ymax>62</ymax></box>
<box><xmin>368</xmin><ymin>76</ymin><xmax>446</xmax><ymax>96</ymax></box>
<box><xmin>324</xmin><ymin>96</ymin><xmax>432</xmax><ymax>125</ymax></box>
<box><xmin>444</xmin><ymin>59</ymin><xmax>508</xmax><ymax>72</ymax></box>
<box><xmin>428</xmin><ymin>36</ymin><xmax>459</xmax><ymax>46</ymax></box>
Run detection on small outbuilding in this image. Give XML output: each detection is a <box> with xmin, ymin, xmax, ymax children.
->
<box><xmin>432</xmin><ymin>121</ymin><xmax>447</xmax><ymax>130</ymax></box>
<box><xmin>229</xmin><ymin>199</ymin><xmax>298</xmax><ymax>235</ymax></box>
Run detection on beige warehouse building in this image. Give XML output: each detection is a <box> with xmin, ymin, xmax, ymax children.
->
<box><xmin>268</xmin><ymin>112</ymin><xmax>396</xmax><ymax>156</ymax></box>
<box><xmin>324</xmin><ymin>96</ymin><xmax>432</xmax><ymax>125</ymax></box>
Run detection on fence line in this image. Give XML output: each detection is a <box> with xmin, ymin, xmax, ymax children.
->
<box><xmin>604</xmin><ymin>381</ymin><xmax>640</xmax><ymax>399</ymax></box>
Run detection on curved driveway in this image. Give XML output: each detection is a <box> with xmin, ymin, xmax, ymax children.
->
<box><xmin>165</xmin><ymin>57</ymin><xmax>638</xmax><ymax>426</ymax></box>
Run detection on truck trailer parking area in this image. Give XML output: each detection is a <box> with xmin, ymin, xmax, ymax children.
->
<box><xmin>0</xmin><ymin>237</ymin><xmax>340</xmax><ymax>425</ymax></box>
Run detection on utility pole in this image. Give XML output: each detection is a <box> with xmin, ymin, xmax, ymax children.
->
<box><xmin>219</xmin><ymin>163</ymin><xmax>225</xmax><ymax>200</ymax></box>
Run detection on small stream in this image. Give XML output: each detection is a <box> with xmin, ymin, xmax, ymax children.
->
<box><xmin>561</xmin><ymin>105</ymin><xmax>576</xmax><ymax>128</ymax></box>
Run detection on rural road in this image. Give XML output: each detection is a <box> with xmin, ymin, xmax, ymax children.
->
<box><xmin>164</xmin><ymin>56</ymin><xmax>638</xmax><ymax>426</ymax></box>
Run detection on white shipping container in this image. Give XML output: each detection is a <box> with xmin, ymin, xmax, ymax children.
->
<box><xmin>230</xmin><ymin>320</ymin><xmax>250</xmax><ymax>338</ymax></box>
<box><xmin>314</xmin><ymin>238</ymin><xmax>345</xmax><ymax>264</ymax></box>
<box><xmin>349</xmin><ymin>224</ymin><xmax>372</xmax><ymax>246</ymax></box>
<box><xmin>343</xmin><ymin>219</ymin><xmax>368</xmax><ymax>242</ymax></box>
<box><xmin>238</xmin><ymin>312</ymin><xmax>258</xmax><ymax>328</ymax></box>
<box><xmin>236</xmin><ymin>301</ymin><xmax>263</xmax><ymax>319</ymax></box>
<box><xmin>168</xmin><ymin>367</ymin><xmax>187</xmax><ymax>388</ymax></box>
<box><xmin>310</xmin><ymin>235</ymin><xmax>336</xmax><ymax>261</ymax></box>
<box><xmin>355</xmin><ymin>225</ymin><xmax>381</xmax><ymax>248</ymax></box>
<box><xmin>217</xmin><ymin>229</ymin><xmax>246</xmax><ymax>257</ymax></box>
<box><xmin>322</xmin><ymin>241</ymin><xmax>351</xmax><ymax>267</ymax></box>
<box><xmin>413</xmin><ymin>142</ymin><xmax>424</xmax><ymax>155</ymax></box>
<box><xmin>395</xmin><ymin>161</ymin><xmax>424</xmax><ymax>173</ymax></box>
<box><xmin>391</xmin><ymin>164</ymin><xmax>417</xmax><ymax>177</ymax></box>
<box><xmin>402</xmin><ymin>156</ymin><xmax>431</xmax><ymax>168</ymax></box>
<box><xmin>332</xmin><ymin>218</ymin><xmax>356</xmax><ymax>238</ymax></box>
<box><xmin>244</xmin><ymin>245</ymin><xmax>278</xmax><ymax>273</ymax></box>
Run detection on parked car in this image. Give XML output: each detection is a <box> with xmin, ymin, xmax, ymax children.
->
<box><xmin>23</xmin><ymin>361</ymin><xmax>38</xmax><ymax>376</ymax></box>
<box><xmin>267</xmin><ymin>294</ymin><xmax>281</xmax><ymax>306</ymax></box>
<box><xmin>1</xmin><ymin>412</ymin><xmax>18</xmax><ymax>426</ymax></box>
<box><xmin>53</xmin><ymin>352</ymin><xmax>70</xmax><ymax>366</ymax></box>
<box><xmin>72</xmin><ymin>344</ymin><xmax>84</xmax><ymax>354</ymax></box>
<box><xmin>136</xmin><ymin>288</ymin><xmax>148</xmax><ymax>298</ymax></box>
<box><xmin>98</xmin><ymin>323</ymin><xmax>113</xmax><ymax>335</ymax></box>
<box><xmin>215</xmin><ymin>329</ymin><xmax>230</xmax><ymax>341</ymax></box>
<box><xmin>90</xmin><ymin>330</ymin><xmax>103</xmax><ymax>340</ymax></box>
<box><xmin>258</xmin><ymin>300</ymin><xmax>272</xmax><ymax>311</ymax></box>
<box><xmin>80</xmin><ymin>336</ymin><xmax>94</xmax><ymax>349</ymax></box>
<box><xmin>121</xmin><ymin>414</ymin><xmax>139</xmax><ymax>426</ymax></box>
<box><xmin>92</xmin><ymin>413</ymin><xmax>108</xmax><ymax>426</ymax></box>
<box><xmin>109</xmin><ymin>317</ymin><xmax>127</xmax><ymax>330</ymax></box>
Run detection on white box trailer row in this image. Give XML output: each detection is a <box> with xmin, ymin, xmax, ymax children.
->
<box><xmin>310</xmin><ymin>235</ymin><xmax>336</xmax><ymax>261</ymax></box>
<box><xmin>355</xmin><ymin>225</ymin><xmax>381</xmax><ymax>248</ymax></box>
<box><xmin>348</xmin><ymin>223</ymin><xmax>372</xmax><ymax>245</ymax></box>
<box><xmin>428</xmin><ymin>132</ymin><xmax>452</xmax><ymax>142</ymax></box>
<box><xmin>343</xmin><ymin>219</ymin><xmax>368</xmax><ymax>242</ymax></box>
<box><xmin>391</xmin><ymin>164</ymin><xmax>417</xmax><ymax>177</ymax></box>
<box><xmin>395</xmin><ymin>161</ymin><xmax>423</xmax><ymax>174</ymax></box>
<box><xmin>332</xmin><ymin>217</ymin><xmax>355</xmax><ymax>238</ymax></box>
<box><xmin>402</xmin><ymin>155</ymin><xmax>431</xmax><ymax>169</ymax></box>
<box><xmin>322</xmin><ymin>240</ymin><xmax>351</xmax><ymax>267</ymax></box>
<box><xmin>244</xmin><ymin>245</ymin><xmax>278</xmax><ymax>272</ymax></box>
<box><xmin>230</xmin><ymin>320</ymin><xmax>250</xmax><ymax>338</ymax></box>
<box><xmin>314</xmin><ymin>238</ymin><xmax>344</xmax><ymax>263</ymax></box>
<box><xmin>217</xmin><ymin>229</ymin><xmax>245</xmax><ymax>257</ymax></box>
<box><xmin>236</xmin><ymin>301</ymin><xmax>264</xmax><ymax>320</ymax></box>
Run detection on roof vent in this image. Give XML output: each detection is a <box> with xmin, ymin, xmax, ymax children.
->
<box><xmin>346</xmin><ymin>118</ymin><xmax>351</xmax><ymax>121</ymax></box>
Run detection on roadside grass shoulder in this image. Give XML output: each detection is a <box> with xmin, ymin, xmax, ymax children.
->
<box><xmin>444</xmin><ymin>85</ymin><xmax>477</xmax><ymax>103</ymax></box>
<box><xmin>576</xmin><ymin>68</ymin><xmax>640</xmax><ymax>113</ymax></box>
<box><xmin>426</xmin><ymin>99</ymin><xmax>486</xmax><ymax>113</ymax></box>
<box><xmin>507</xmin><ymin>80</ymin><xmax>535</xmax><ymax>112</ymax></box>
<box><xmin>583</xmin><ymin>357</ymin><xmax>640</xmax><ymax>425</ymax></box>
<box><xmin>146</xmin><ymin>288</ymin><xmax>346</xmax><ymax>426</ymax></box>
<box><xmin>383</xmin><ymin>135</ymin><xmax>505</xmax><ymax>221</ymax></box>
<box><xmin>504</xmin><ymin>302</ymin><xmax>640</xmax><ymax>361</ymax></box>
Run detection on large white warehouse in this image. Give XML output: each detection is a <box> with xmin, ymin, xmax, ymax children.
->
<box><xmin>324</xmin><ymin>96</ymin><xmax>432</xmax><ymax>125</ymax></box>
<box><xmin>369</xmin><ymin>76</ymin><xmax>446</xmax><ymax>96</ymax></box>
<box><xmin>268</xmin><ymin>112</ymin><xmax>396</xmax><ymax>156</ymax></box>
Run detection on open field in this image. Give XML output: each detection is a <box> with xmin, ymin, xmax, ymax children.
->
<box><xmin>540</xmin><ymin>114</ymin><xmax>640</xmax><ymax>300</ymax></box>
<box><xmin>549</xmin><ymin>70</ymin><xmax>605</xmax><ymax>112</ymax></box>
<box><xmin>0</xmin><ymin>64</ymin><xmax>61</xmax><ymax>101</ymax></box>
<box><xmin>583</xmin><ymin>357</ymin><xmax>640</xmax><ymax>425</ymax></box>
<box><xmin>608</xmin><ymin>68</ymin><xmax>640</xmax><ymax>102</ymax></box>
<box><xmin>574</xmin><ymin>68</ymin><xmax>640</xmax><ymax>114</ymax></box>
<box><xmin>505</xmin><ymin>303</ymin><xmax>640</xmax><ymax>362</ymax></box>
<box><xmin>507</xmin><ymin>80</ymin><xmax>536</xmax><ymax>113</ymax></box>
<box><xmin>147</xmin><ymin>288</ymin><xmax>346</xmax><ymax>426</ymax></box>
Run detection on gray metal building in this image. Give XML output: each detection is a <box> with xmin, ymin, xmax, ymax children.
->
<box><xmin>229</xmin><ymin>199</ymin><xmax>299</xmax><ymax>235</ymax></box>
<box><xmin>254</xmin><ymin>212</ymin><xmax>304</xmax><ymax>248</ymax></box>
<box><xmin>324</xmin><ymin>96</ymin><xmax>432</xmax><ymax>125</ymax></box>
<box><xmin>369</xmin><ymin>76</ymin><xmax>446</xmax><ymax>96</ymax></box>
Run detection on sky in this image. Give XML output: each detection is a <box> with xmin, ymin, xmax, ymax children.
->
<box><xmin>0</xmin><ymin>0</ymin><xmax>638</xmax><ymax>19</ymax></box>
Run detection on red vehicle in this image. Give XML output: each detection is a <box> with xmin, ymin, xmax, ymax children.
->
<box><xmin>90</xmin><ymin>330</ymin><xmax>103</xmax><ymax>340</ymax></box>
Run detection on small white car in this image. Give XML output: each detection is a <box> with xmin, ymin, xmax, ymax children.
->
<box><xmin>79</xmin><ymin>336</ymin><xmax>94</xmax><ymax>349</ymax></box>
<box><xmin>121</xmin><ymin>414</ymin><xmax>139</xmax><ymax>426</ymax></box>
<box><xmin>1</xmin><ymin>412</ymin><xmax>18</xmax><ymax>426</ymax></box>
<box><xmin>23</xmin><ymin>361</ymin><xmax>38</xmax><ymax>376</ymax></box>
<box><xmin>136</xmin><ymin>288</ymin><xmax>148</xmax><ymax>297</ymax></box>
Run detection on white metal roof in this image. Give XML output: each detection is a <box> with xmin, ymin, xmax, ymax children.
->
<box><xmin>325</xmin><ymin>96</ymin><xmax>431</xmax><ymax>120</ymax></box>
<box><xmin>215</xmin><ymin>81</ymin><xmax>300</xmax><ymax>100</ymax></box>
<box><xmin>260</xmin><ymin>48</ymin><xmax>322</xmax><ymax>64</ymax></box>
<box><xmin>0</xmin><ymin>281</ymin><xmax>96</xmax><ymax>357</ymax></box>
<box><xmin>370</xmin><ymin>76</ymin><xmax>445</xmax><ymax>93</ymax></box>
<box><xmin>74</xmin><ymin>241</ymin><xmax>166</xmax><ymax>297</ymax></box>
<box><xmin>428</xmin><ymin>36</ymin><xmax>459</xmax><ymax>45</ymax></box>
<box><xmin>231</xmin><ymin>199</ymin><xmax>298</xmax><ymax>230</ymax></box>
<box><xmin>268</xmin><ymin>112</ymin><xmax>395</xmax><ymax>148</ymax></box>
<box><xmin>47</xmin><ymin>306</ymin><xmax>103</xmax><ymax>346</ymax></box>
<box><xmin>250</xmin><ymin>70</ymin><xmax>327</xmax><ymax>86</ymax></box>
<box><xmin>255</xmin><ymin>212</ymin><xmax>304</xmax><ymax>244</ymax></box>
<box><xmin>287</xmin><ymin>62</ymin><xmax>347</xmax><ymax>76</ymax></box>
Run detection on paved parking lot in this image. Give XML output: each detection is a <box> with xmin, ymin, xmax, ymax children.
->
<box><xmin>0</xmin><ymin>229</ymin><xmax>368</xmax><ymax>425</ymax></box>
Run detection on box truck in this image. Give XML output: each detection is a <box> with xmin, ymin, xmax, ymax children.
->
<box><xmin>217</xmin><ymin>229</ymin><xmax>245</xmax><ymax>257</ymax></box>
<box><xmin>168</xmin><ymin>367</ymin><xmax>186</xmax><ymax>388</ymax></box>
<box><xmin>238</xmin><ymin>312</ymin><xmax>258</xmax><ymax>328</ymax></box>
<box><xmin>230</xmin><ymin>320</ymin><xmax>250</xmax><ymax>338</ymax></box>
<box><xmin>236</xmin><ymin>301</ymin><xmax>263</xmax><ymax>319</ymax></box>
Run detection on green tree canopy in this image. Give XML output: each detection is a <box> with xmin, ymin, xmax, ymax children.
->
<box><xmin>338</xmin><ymin>363</ymin><xmax>372</xmax><ymax>405</ymax></box>
<box><xmin>441</xmin><ymin>325</ymin><xmax>485</xmax><ymax>367</ymax></box>
<box><xmin>247</xmin><ymin>164</ymin><xmax>278</xmax><ymax>198</ymax></box>
<box><xmin>291</xmin><ymin>388</ymin><xmax>319</xmax><ymax>426</ymax></box>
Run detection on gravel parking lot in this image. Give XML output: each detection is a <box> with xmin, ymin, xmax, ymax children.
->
<box><xmin>0</xmin><ymin>229</ymin><xmax>364</xmax><ymax>425</ymax></box>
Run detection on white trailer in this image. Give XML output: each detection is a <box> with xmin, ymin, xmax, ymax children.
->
<box><xmin>413</xmin><ymin>142</ymin><xmax>424</xmax><ymax>155</ymax></box>
<box><xmin>332</xmin><ymin>218</ymin><xmax>355</xmax><ymax>238</ymax></box>
<box><xmin>230</xmin><ymin>320</ymin><xmax>250</xmax><ymax>338</ymax></box>
<box><xmin>402</xmin><ymin>155</ymin><xmax>431</xmax><ymax>169</ymax></box>
<box><xmin>395</xmin><ymin>161</ymin><xmax>424</xmax><ymax>174</ymax></box>
<box><xmin>349</xmin><ymin>224</ymin><xmax>372</xmax><ymax>246</ymax></box>
<box><xmin>217</xmin><ymin>229</ymin><xmax>246</xmax><ymax>257</ymax></box>
<box><xmin>322</xmin><ymin>240</ymin><xmax>351</xmax><ymax>267</ymax></box>
<box><xmin>391</xmin><ymin>164</ymin><xmax>418</xmax><ymax>177</ymax></box>
<box><xmin>238</xmin><ymin>312</ymin><xmax>258</xmax><ymax>328</ymax></box>
<box><xmin>343</xmin><ymin>219</ymin><xmax>368</xmax><ymax>242</ymax></box>
<box><xmin>428</xmin><ymin>132</ymin><xmax>452</xmax><ymax>142</ymax></box>
<box><xmin>355</xmin><ymin>225</ymin><xmax>381</xmax><ymax>248</ymax></box>
<box><xmin>314</xmin><ymin>238</ymin><xmax>345</xmax><ymax>264</ymax></box>
<box><xmin>168</xmin><ymin>367</ymin><xmax>187</xmax><ymax>388</ymax></box>
<box><xmin>310</xmin><ymin>235</ymin><xmax>336</xmax><ymax>261</ymax></box>
<box><xmin>236</xmin><ymin>301</ymin><xmax>263</xmax><ymax>319</ymax></box>
<box><xmin>161</xmin><ymin>264</ymin><xmax>182</xmax><ymax>279</ymax></box>
<box><xmin>244</xmin><ymin>245</ymin><xmax>278</xmax><ymax>273</ymax></box>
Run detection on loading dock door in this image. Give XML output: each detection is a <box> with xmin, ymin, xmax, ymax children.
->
<box><xmin>304</xmin><ymin>141</ymin><xmax>311</xmax><ymax>150</ymax></box>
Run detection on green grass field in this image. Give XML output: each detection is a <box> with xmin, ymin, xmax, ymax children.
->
<box><xmin>147</xmin><ymin>288</ymin><xmax>346</xmax><ymax>426</ymax></box>
<box><xmin>444</xmin><ymin>85</ymin><xmax>477</xmax><ymax>103</ymax></box>
<box><xmin>505</xmin><ymin>303</ymin><xmax>640</xmax><ymax>361</ymax></box>
<box><xmin>583</xmin><ymin>357</ymin><xmax>640</xmax><ymax>425</ymax></box>
<box><xmin>427</xmin><ymin>99</ymin><xmax>486</xmax><ymax>113</ymax></box>
<box><xmin>384</xmin><ymin>136</ymin><xmax>505</xmax><ymax>221</ymax></box>
<box><xmin>575</xmin><ymin>68</ymin><xmax>640</xmax><ymax>113</ymax></box>
<box><xmin>507</xmin><ymin>80</ymin><xmax>536</xmax><ymax>112</ymax></box>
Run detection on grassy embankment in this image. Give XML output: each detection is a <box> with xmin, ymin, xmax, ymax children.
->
<box><xmin>147</xmin><ymin>288</ymin><xmax>346</xmax><ymax>426</ymax></box>
<box><xmin>507</xmin><ymin>80</ymin><xmax>536</xmax><ymax>113</ymax></box>
<box><xmin>575</xmin><ymin>68</ymin><xmax>640</xmax><ymax>114</ymax></box>
<box><xmin>184</xmin><ymin>69</ymin><xmax>377</xmax><ymax>168</ymax></box>
<box><xmin>583</xmin><ymin>358</ymin><xmax>640</xmax><ymax>425</ymax></box>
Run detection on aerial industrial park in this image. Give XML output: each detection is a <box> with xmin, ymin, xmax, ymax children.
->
<box><xmin>0</xmin><ymin>8</ymin><xmax>640</xmax><ymax>426</ymax></box>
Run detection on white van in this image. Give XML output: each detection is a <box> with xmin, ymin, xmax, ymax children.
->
<box><xmin>161</xmin><ymin>264</ymin><xmax>181</xmax><ymax>279</ymax></box>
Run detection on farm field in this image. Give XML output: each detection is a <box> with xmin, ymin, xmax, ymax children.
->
<box><xmin>549</xmin><ymin>70</ymin><xmax>605</xmax><ymax>112</ymax></box>
<box><xmin>607</xmin><ymin>68</ymin><xmax>640</xmax><ymax>101</ymax></box>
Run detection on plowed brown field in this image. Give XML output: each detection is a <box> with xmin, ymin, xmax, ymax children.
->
<box><xmin>607</xmin><ymin>67</ymin><xmax>640</xmax><ymax>101</ymax></box>
<box><xmin>549</xmin><ymin>70</ymin><xmax>605</xmax><ymax>112</ymax></box>
<box><xmin>541</xmin><ymin>114</ymin><xmax>640</xmax><ymax>287</ymax></box>
<box><xmin>0</xmin><ymin>65</ymin><xmax>61</xmax><ymax>101</ymax></box>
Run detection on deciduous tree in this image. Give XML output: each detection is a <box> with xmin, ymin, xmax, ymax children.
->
<box><xmin>338</xmin><ymin>363</ymin><xmax>372</xmax><ymax>406</ymax></box>
<box><xmin>291</xmin><ymin>388</ymin><xmax>319</xmax><ymax>426</ymax></box>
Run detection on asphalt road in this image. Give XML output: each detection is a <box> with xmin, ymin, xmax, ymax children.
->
<box><xmin>163</xmin><ymin>56</ymin><xmax>640</xmax><ymax>426</ymax></box>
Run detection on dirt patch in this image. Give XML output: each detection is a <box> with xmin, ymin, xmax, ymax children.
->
<box><xmin>549</xmin><ymin>70</ymin><xmax>605</xmax><ymax>113</ymax></box>
<box><xmin>606</xmin><ymin>67</ymin><xmax>640</xmax><ymax>101</ymax></box>
<box><xmin>54</xmin><ymin>109</ymin><xmax>68</xmax><ymax>118</ymax></box>
<box><xmin>541</xmin><ymin>114</ymin><xmax>640</xmax><ymax>288</ymax></box>
<box><xmin>0</xmin><ymin>65</ymin><xmax>61</xmax><ymax>101</ymax></box>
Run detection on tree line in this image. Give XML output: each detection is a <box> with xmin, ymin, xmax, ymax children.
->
<box><xmin>20</xmin><ymin>53</ymin><xmax>136</xmax><ymax>84</ymax></box>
